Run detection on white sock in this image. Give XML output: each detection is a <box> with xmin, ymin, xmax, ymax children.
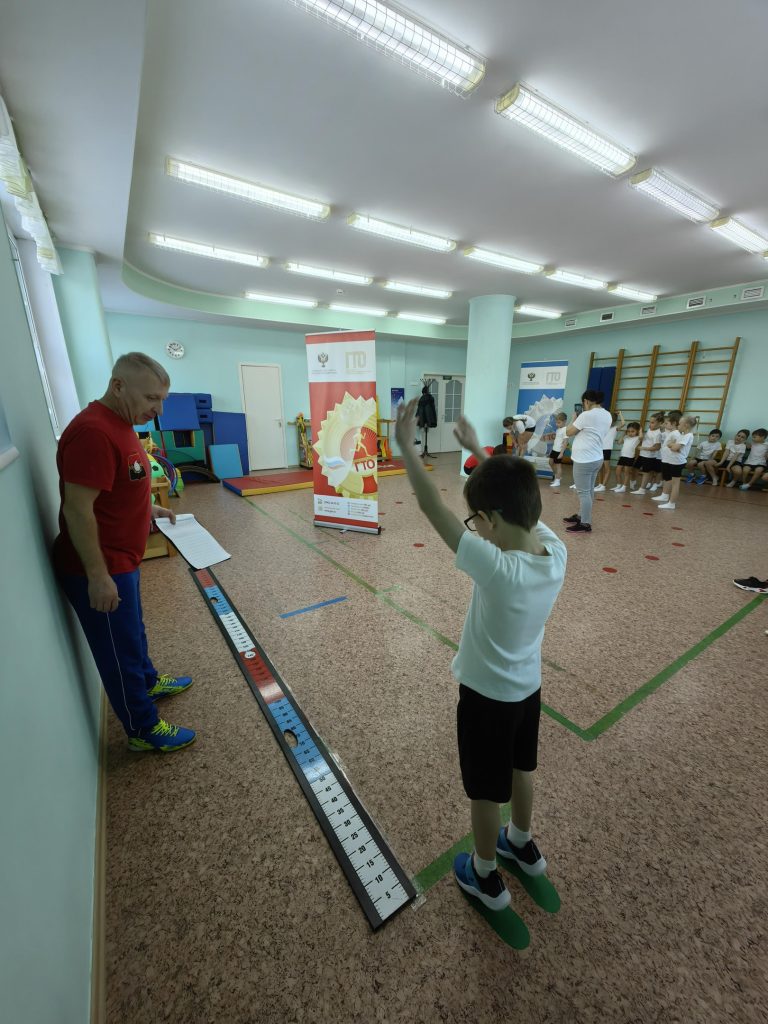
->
<box><xmin>507</xmin><ymin>822</ymin><xmax>531</xmax><ymax>847</ymax></box>
<box><xmin>473</xmin><ymin>852</ymin><xmax>497</xmax><ymax>878</ymax></box>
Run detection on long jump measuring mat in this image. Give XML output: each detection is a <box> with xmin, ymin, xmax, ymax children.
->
<box><xmin>191</xmin><ymin>567</ymin><xmax>416</xmax><ymax>929</ymax></box>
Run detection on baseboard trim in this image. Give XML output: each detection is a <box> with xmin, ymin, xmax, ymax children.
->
<box><xmin>90</xmin><ymin>695</ymin><xmax>108</xmax><ymax>1024</ymax></box>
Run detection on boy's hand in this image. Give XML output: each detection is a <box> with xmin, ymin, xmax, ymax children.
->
<box><xmin>395</xmin><ymin>397</ymin><xmax>419</xmax><ymax>449</ymax></box>
<box><xmin>453</xmin><ymin>414</ymin><xmax>481</xmax><ymax>453</ymax></box>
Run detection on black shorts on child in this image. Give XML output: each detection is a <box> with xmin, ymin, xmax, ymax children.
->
<box><xmin>662</xmin><ymin>463</ymin><xmax>683</xmax><ymax>480</ymax></box>
<box><xmin>617</xmin><ymin>456</ymin><xmax>636</xmax><ymax>467</ymax></box>
<box><xmin>602</xmin><ymin>448</ymin><xmax>612</xmax><ymax>460</ymax></box>
<box><xmin>550</xmin><ymin>449</ymin><xmax>564</xmax><ymax>464</ymax></box>
<box><xmin>456</xmin><ymin>685</ymin><xmax>540</xmax><ymax>803</ymax></box>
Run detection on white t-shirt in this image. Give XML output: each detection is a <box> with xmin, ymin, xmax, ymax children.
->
<box><xmin>602</xmin><ymin>425</ymin><xmax>618</xmax><ymax>451</ymax></box>
<box><xmin>552</xmin><ymin>425</ymin><xmax>568</xmax><ymax>453</ymax></box>
<box><xmin>746</xmin><ymin>441</ymin><xmax>768</xmax><ymax>466</ymax></box>
<box><xmin>640</xmin><ymin>427</ymin><xmax>662</xmax><ymax>458</ymax></box>
<box><xmin>513</xmin><ymin>415</ymin><xmax>536</xmax><ymax>433</ymax></box>
<box><xmin>724</xmin><ymin>440</ymin><xmax>747</xmax><ymax>462</ymax></box>
<box><xmin>571</xmin><ymin>407</ymin><xmax>613</xmax><ymax>464</ymax></box>
<box><xmin>452</xmin><ymin>525</ymin><xmax>567</xmax><ymax>703</ymax></box>
<box><xmin>662</xmin><ymin>430</ymin><xmax>694</xmax><ymax>465</ymax></box>
<box><xmin>696</xmin><ymin>440</ymin><xmax>722</xmax><ymax>460</ymax></box>
<box><xmin>620</xmin><ymin>435</ymin><xmax>641</xmax><ymax>458</ymax></box>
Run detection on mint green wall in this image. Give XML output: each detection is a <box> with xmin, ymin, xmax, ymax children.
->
<box><xmin>507</xmin><ymin>309</ymin><xmax>768</xmax><ymax>437</ymax></box>
<box><xmin>105</xmin><ymin>312</ymin><xmax>467</xmax><ymax>458</ymax></box>
<box><xmin>52</xmin><ymin>247</ymin><xmax>113</xmax><ymax>409</ymax></box>
<box><xmin>0</xmin><ymin>229</ymin><xmax>101</xmax><ymax>1023</ymax></box>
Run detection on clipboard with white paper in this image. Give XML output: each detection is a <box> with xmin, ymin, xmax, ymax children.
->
<box><xmin>154</xmin><ymin>514</ymin><xmax>230</xmax><ymax>569</ymax></box>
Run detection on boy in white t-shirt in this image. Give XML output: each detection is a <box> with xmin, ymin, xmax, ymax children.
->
<box><xmin>546</xmin><ymin>411</ymin><xmax>569</xmax><ymax>488</ymax></box>
<box><xmin>395</xmin><ymin>399</ymin><xmax>566</xmax><ymax>912</ymax></box>
<box><xmin>651</xmin><ymin>413</ymin><xmax>696</xmax><ymax>510</ymax></box>
<box><xmin>611</xmin><ymin>420</ymin><xmax>642</xmax><ymax>493</ymax></box>
<box><xmin>634</xmin><ymin>412</ymin><xmax>665</xmax><ymax>494</ymax></box>
<box><xmin>596</xmin><ymin>411</ymin><xmax>622</xmax><ymax>491</ymax></box>
<box><xmin>687</xmin><ymin>429</ymin><xmax>723</xmax><ymax>482</ymax></box>
<box><xmin>719</xmin><ymin>430</ymin><xmax>751</xmax><ymax>487</ymax></box>
<box><xmin>732</xmin><ymin>428</ymin><xmax>768</xmax><ymax>490</ymax></box>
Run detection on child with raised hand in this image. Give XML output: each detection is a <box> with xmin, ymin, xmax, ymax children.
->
<box><xmin>394</xmin><ymin>399</ymin><xmax>566</xmax><ymax>912</ymax></box>
<box><xmin>634</xmin><ymin>411</ymin><xmax>664</xmax><ymax>494</ymax></box>
<box><xmin>652</xmin><ymin>413</ymin><xmax>697</xmax><ymax>510</ymax></box>
<box><xmin>721</xmin><ymin>430</ymin><xmax>751</xmax><ymax>487</ymax></box>
<box><xmin>687</xmin><ymin>429</ymin><xmax>723</xmax><ymax>483</ymax></box>
<box><xmin>611</xmin><ymin>420</ymin><xmax>642</xmax><ymax>493</ymax></box>
<box><xmin>732</xmin><ymin>428</ymin><xmax>768</xmax><ymax>490</ymax></box>
<box><xmin>547</xmin><ymin>411</ymin><xmax>569</xmax><ymax>488</ymax></box>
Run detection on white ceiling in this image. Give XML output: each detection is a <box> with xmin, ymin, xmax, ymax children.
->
<box><xmin>2</xmin><ymin>0</ymin><xmax>768</xmax><ymax>330</ymax></box>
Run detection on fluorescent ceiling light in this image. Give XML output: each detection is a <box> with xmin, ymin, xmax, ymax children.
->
<box><xmin>628</xmin><ymin>168</ymin><xmax>718</xmax><ymax>223</ymax></box>
<box><xmin>285</xmin><ymin>261</ymin><xmax>372</xmax><ymax>285</ymax></box>
<box><xmin>463</xmin><ymin>246</ymin><xmax>543</xmax><ymax>274</ymax></box>
<box><xmin>348</xmin><ymin>213</ymin><xmax>455</xmax><ymax>252</ymax></box>
<box><xmin>245</xmin><ymin>291</ymin><xmax>318</xmax><ymax>308</ymax></box>
<box><xmin>396</xmin><ymin>312</ymin><xmax>447</xmax><ymax>325</ymax></box>
<box><xmin>495</xmin><ymin>83</ymin><xmax>636</xmax><ymax>177</ymax></box>
<box><xmin>516</xmin><ymin>305</ymin><xmax>561</xmax><ymax>319</ymax></box>
<box><xmin>289</xmin><ymin>0</ymin><xmax>485</xmax><ymax>95</ymax></box>
<box><xmin>546</xmin><ymin>269</ymin><xmax>607</xmax><ymax>290</ymax></box>
<box><xmin>166</xmin><ymin>158</ymin><xmax>330</xmax><ymax>220</ymax></box>
<box><xmin>149</xmin><ymin>232</ymin><xmax>269</xmax><ymax>268</ymax></box>
<box><xmin>329</xmin><ymin>302</ymin><xmax>388</xmax><ymax>316</ymax></box>
<box><xmin>383</xmin><ymin>280</ymin><xmax>452</xmax><ymax>299</ymax></box>
<box><xmin>708</xmin><ymin>217</ymin><xmax>768</xmax><ymax>254</ymax></box>
<box><xmin>607</xmin><ymin>284</ymin><xmax>658</xmax><ymax>302</ymax></box>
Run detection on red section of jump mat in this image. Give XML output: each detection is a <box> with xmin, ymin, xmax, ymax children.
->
<box><xmin>222</xmin><ymin>460</ymin><xmax>426</xmax><ymax>496</ymax></box>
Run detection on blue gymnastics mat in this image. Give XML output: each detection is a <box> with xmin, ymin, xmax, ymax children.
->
<box><xmin>209</xmin><ymin>443</ymin><xmax>243</xmax><ymax>480</ymax></box>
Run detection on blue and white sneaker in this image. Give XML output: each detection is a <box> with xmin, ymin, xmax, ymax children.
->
<box><xmin>496</xmin><ymin>828</ymin><xmax>548</xmax><ymax>877</ymax></box>
<box><xmin>453</xmin><ymin>852</ymin><xmax>510</xmax><ymax>911</ymax></box>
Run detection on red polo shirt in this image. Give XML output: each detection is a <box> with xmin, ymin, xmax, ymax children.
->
<box><xmin>54</xmin><ymin>401</ymin><xmax>151</xmax><ymax>576</ymax></box>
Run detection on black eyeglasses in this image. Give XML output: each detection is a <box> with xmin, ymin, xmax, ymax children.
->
<box><xmin>464</xmin><ymin>509</ymin><xmax>503</xmax><ymax>531</ymax></box>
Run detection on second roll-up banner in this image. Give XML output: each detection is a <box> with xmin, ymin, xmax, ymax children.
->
<box><xmin>306</xmin><ymin>330</ymin><xmax>381</xmax><ymax>534</ymax></box>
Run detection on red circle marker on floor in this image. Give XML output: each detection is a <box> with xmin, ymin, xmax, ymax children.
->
<box><xmin>672</xmin><ymin>542</ymin><xmax>685</xmax><ymax>547</ymax></box>
<box><xmin>622</xmin><ymin>504</ymin><xmax>632</xmax><ymax>508</ymax></box>
<box><xmin>642</xmin><ymin>512</ymin><xmax>654</xmax><ymax>516</ymax></box>
<box><xmin>395</xmin><ymin>501</ymin><xmax>403</xmax><ymax>504</ymax></box>
<box><xmin>644</xmin><ymin>555</ymin><xmax>659</xmax><ymax>561</ymax></box>
<box><xmin>413</xmin><ymin>543</ymin><xmax>425</xmax><ymax>548</ymax></box>
<box><xmin>595</xmin><ymin>498</ymin><xmax>605</xmax><ymax>502</ymax></box>
<box><xmin>672</xmin><ymin>527</ymin><xmax>684</xmax><ymax>531</ymax></box>
<box><xmin>602</xmin><ymin>567</ymin><xmax>618</xmax><ymax>573</ymax></box>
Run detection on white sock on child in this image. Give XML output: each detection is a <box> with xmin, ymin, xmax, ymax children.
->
<box><xmin>507</xmin><ymin>822</ymin><xmax>532</xmax><ymax>847</ymax></box>
<box><xmin>473</xmin><ymin>852</ymin><xmax>497</xmax><ymax>878</ymax></box>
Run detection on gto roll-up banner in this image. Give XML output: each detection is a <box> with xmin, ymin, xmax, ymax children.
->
<box><xmin>516</xmin><ymin>360</ymin><xmax>569</xmax><ymax>475</ymax></box>
<box><xmin>306</xmin><ymin>330</ymin><xmax>380</xmax><ymax>534</ymax></box>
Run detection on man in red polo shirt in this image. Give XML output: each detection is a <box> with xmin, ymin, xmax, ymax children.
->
<box><xmin>55</xmin><ymin>352</ymin><xmax>196</xmax><ymax>752</ymax></box>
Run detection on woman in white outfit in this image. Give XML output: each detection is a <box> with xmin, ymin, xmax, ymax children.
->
<box><xmin>562</xmin><ymin>390</ymin><xmax>613</xmax><ymax>534</ymax></box>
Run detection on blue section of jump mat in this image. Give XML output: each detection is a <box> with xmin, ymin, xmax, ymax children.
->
<box><xmin>280</xmin><ymin>597</ymin><xmax>348</xmax><ymax>618</ymax></box>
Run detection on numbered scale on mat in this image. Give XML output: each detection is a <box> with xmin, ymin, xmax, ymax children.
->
<box><xmin>191</xmin><ymin>568</ymin><xmax>415</xmax><ymax>929</ymax></box>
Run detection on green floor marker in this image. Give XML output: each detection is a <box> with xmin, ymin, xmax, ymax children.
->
<box><xmin>498</xmin><ymin>859</ymin><xmax>561</xmax><ymax>914</ymax></box>
<box><xmin>459</xmin><ymin>891</ymin><xmax>531</xmax><ymax>950</ymax></box>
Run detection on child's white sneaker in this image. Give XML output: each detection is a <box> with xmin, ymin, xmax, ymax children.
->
<box><xmin>658</xmin><ymin>502</ymin><xmax>676</xmax><ymax>510</ymax></box>
<box><xmin>630</xmin><ymin>481</ymin><xmax>639</xmax><ymax>490</ymax></box>
<box><xmin>569</xmin><ymin>483</ymin><xmax>577</xmax><ymax>490</ymax></box>
<box><xmin>549</xmin><ymin>479</ymin><xmax>561</xmax><ymax>488</ymax></box>
<box><xmin>651</xmin><ymin>494</ymin><xmax>667</xmax><ymax>502</ymax></box>
<box><xmin>649</xmin><ymin>483</ymin><xmax>660</xmax><ymax>492</ymax></box>
<box><xmin>612</xmin><ymin>485</ymin><xmax>626</xmax><ymax>493</ymax></box>
<box><xmin>726</xmin><ymin>480</ymin><xmax>737</xmax><ymax>488</ymax></box>
<box><xmin>593</xmin><ymin>484</ymin><xmax>606</xmax><ymax>492</ymax></box>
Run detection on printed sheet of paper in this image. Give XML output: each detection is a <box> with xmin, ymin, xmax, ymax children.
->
<box><xmin>155</xmin><ymin>513</ymin><xmax>230</xmax><ymax>568</ymax></box>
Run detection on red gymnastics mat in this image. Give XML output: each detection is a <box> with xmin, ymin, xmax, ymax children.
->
<box><xmin>222</xmin><ymin>459</ymin><xmax>428</xmax><ymax>496</ymax></box>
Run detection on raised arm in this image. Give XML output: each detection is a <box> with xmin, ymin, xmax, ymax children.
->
<box><xmin>395</xmin><ymin>399</ymin><xmax>465</xmax><ymax>553</ymax></box>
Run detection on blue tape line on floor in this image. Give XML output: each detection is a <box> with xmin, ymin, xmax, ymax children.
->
<box><xmin>280</xmin><ymin>596</ymin><xmax>348</xmax><ymax>618</ymax></box>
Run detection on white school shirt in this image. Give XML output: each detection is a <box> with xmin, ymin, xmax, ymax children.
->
<box><xmin>661</xmin><ymin>430</ymin><xmax>680</xmax><ymax>464</ymax></box>
<box><xmin>658</xmin><ymin>429</ymin><xmax>667</xmax><ymax>459</ymax></box>
<box><xmin>662</xmin><ymin>431</ymin><xmax>693</xmax><ymax>465</ymax></box>
<box><xmin>696</xmin><ymin>440</ymin><xmax>722</xmax><ymax>460</ymax></box>
<box><xmin>513</xmin><ymin>415</ymin><xmax>536</xmax><ymax>433</ymax></box>
<box><xmin>571</xmin><ymin>407</ymin><xmax>613</xmax><ymax>463</ymax></box>
<box><xmin>552</xmin><ymin>425</ymin><xmax>568</xmax><ymax>453</ymax></box>
<box><xmin>745</xmin><ymin>441</ymin><xmax>768</xmax><ymax>466</ymax></box>
<box><xmin>602</xmin><ymin>425</ymin><xmax>618</xmax><ymax>451</ymax></box>
<box><xmin>640</xmin><ymin>427</ymin><xmax>661</xmax><ymax>458</ymax></box>
<box><xmin>620</xmin><ymin>435</ymin><xmax>642</xmax><ymax>458</ymax></box>
<box><xmin>724</xmin><ymin>440</ymin><xmax>746</xmax><ymax>462</ymax></box>
<box><xmin>452</xmin><ymin>524</ymin><xmax>567</xmax><ymax>703</ymax></box>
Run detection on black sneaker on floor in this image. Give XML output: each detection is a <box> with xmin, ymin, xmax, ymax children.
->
<box><xmin>733</xmin><ymin>577</ymin><xmax>768</xmax><ymax>593</ymax></box>
<box><xmin>566</xmin><ymin>522</ymin><xmax>592</xmax><ymax>533</ymax></box>
<box><xmin>563</xmin><ymin>513</ymin><xmax>581</xmax><ymax>523</ymax></box>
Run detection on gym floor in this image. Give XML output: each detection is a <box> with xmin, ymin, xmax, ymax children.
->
<box><xmin>105</xmin><ymin>458</ymin><xmax>767</xmax><ymax>1024</ymax></box>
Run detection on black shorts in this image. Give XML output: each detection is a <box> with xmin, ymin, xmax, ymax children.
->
<box><xmin>550</xmin><ymin>449</ymin><xmax>564</xmax><ymax>464</ymax></box>
<box><xmin>637</xmin><ymin>455</ymin><xmax>655</xmax><ymax>472</ymax></box>
<box><xmin>617</xmin><ymin>456</ymin><xmax>636</xmax><ymax>467</ymax></box>
<box><xmin>662</xmin><ymin>463</ymin><xmax>683</xmax><ymax>480</ymax></box>
<box><xmin>602</xmin><ymin>448</ymin><xmax>612</xmax><ymax>461</ymax></box>
<box><xmin>456</xmin><ymin>685</ymin><xmax>541</xmax><ymax>802</ymax></box>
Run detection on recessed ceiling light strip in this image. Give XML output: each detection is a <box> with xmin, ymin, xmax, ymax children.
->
<box><xmin>383</xmin><ymin>280</ymin><xmax>452</xmax><ymax>299</ymax></box>
<box><xmin>348</xmin><ymin>213</ymin><xmax>455</xmax><ymax>252</ymax></box>
<box><xmin>628</xmin><ymin>168</ymin><xmax>718</xmax><ymax>223</ymax></box>
<box><xmin>495</xmin><ymin>83</ymin><xmax>636</xmax><ymax>177</ymax></box>
<box><xmin>166</xmin><ymin>158</ymin><xmax>330</xmax><ymax>220</ymax></box>
<box><xmin>329</xmin><ymin>302</ymin><xmax>388</xmax><ymax>316</ymax></box>
<box><xmin>149</xmin><ymin>232</ymin><xmax>269</xmax><ymax>268</ymax></box>
<box><xmin>546</xmin><ymin>269</ymin><xmax>607</xmax><ymax>290</ymax></box>
<box><xmin>396</xmin><ymin>311</ymin><xmax>446</xmax><ymax>324</ymax></box>
<box><xmin>287</xmin><ymin>0</ymin><xmax>485</xmax><ymax>95</ymax></box>
<box><xmin>515</xmin><ymin>305</ymin><xmax>561</xmax><ymax>319</ymax></box>
<box><xmin>245</xmin><ymin>291</ymin><xmax>318</xmax><ymax>308</ymax></box>
<box><xmin>607</xmin><ymin>284</ymin><xmax>658</xmax><ymax>302</ymax></box>
<box><xmin>285</xmin><ymin>261</ymin><xmax>372</xmax><ymax>284</ymax></box>
<box><xmin>708</xmin><ymin>217</ymin><xmax>768</xmax><ymax>254</ymax></box>
<box><xmin>463</xmin><ymin>246</ymin><xmax>543</xmax><ymax>274</ymax></box>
